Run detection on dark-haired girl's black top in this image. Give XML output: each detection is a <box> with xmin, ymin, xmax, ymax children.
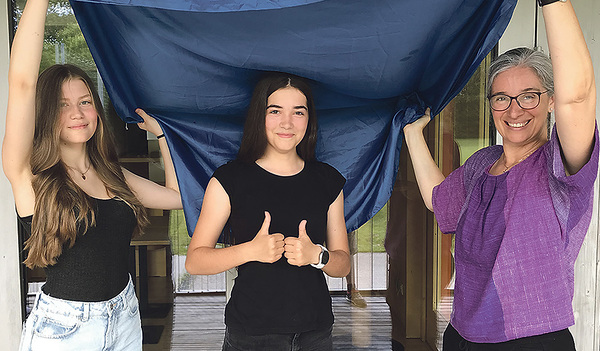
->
<box><xmin>213</xmin><ymin>160</ymin><xmax>345</xmax><ymax>335</ymax></box>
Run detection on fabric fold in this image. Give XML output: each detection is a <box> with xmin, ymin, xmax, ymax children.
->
<box><xmin>69</xmin><ymin>0</ymin><xmax>517</xmax><ymax>247</ymax></box>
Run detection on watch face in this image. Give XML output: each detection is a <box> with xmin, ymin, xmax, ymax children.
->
<box><xmin>322</xmin><ymin>250</ymin><xmax>330</xmax><ymax>265</ymax></box>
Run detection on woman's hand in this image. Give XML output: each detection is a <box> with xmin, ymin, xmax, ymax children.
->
<box><xmin>135</xmin><ymin>108</ymin><xmax>163</xmax><ymax>137</ymax></box>
<box><xmin>249</xmin><ymin>212</ymin><xmax>285</xmax><ymax>263</ymax></box>
<box><xmin>403</xmin><ymin>108</ymin><xmax>431</xmax><ymax>136</ymax></box>
<box><xmin>284</xmin><ymin>220</ymin><xmax>321</xmax><ymax>267</ymax></box>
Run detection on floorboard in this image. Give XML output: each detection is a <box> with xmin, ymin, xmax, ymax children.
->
<box><xmin>143</xmin><ymin>294</ymin><xmax>434</xmax><ymax>351</ymax></box>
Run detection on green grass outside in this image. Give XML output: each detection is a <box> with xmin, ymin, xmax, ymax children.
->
<box><xmin>169</xmin><ymin>210</ymin><xmax>191</xmax><ymax>256</ymax></box>
<box><xmin>455</xmin><ymin>138</ymin><xmax>489</xmax><ymax>165</ymax></box>
<box><xmin>355</xmin><ymin>204</ymin><xmax>387</xmax><ymax>253</ymax></box>
<box><xmin>168</xmin><ymin>203</ymin><xmax>388</xmax><ymax>256</ymax></box>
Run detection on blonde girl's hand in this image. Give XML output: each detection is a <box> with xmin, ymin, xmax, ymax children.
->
<box><xmin>135</xmin><ymin>108</ymin><xmax>164</xmax><ymax>137</ymax></box>
<box><xmin>403</xmin><ymin>108</ymin><xmax>432</xmax><ymax>135</ymax></box>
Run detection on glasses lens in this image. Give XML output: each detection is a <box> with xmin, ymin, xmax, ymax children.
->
<box><xmin>490</xmin><ymin>95</ymin><xmax>509</xmax><ymax>111</ymax></box>
<box><xmin>517</xmin><ymin>92</ymin><xmax>540</xmax><ymax>109</ymax></box>
<box><xmin>489</xmin><ymin>92</ymin><xmax>543</xmax><ymax>111</ymax></box>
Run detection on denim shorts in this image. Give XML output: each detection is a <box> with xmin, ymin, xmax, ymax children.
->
<box><xmin>222</xmin><ymin>326</ymin><xmax>333</xmax><ymax>351</ymax></box>
<box><xmin>19</xmin><ymin>276</ymin><xmax>142</xmax><ymax>351</ymax></box>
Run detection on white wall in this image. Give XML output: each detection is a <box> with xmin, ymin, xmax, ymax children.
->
<box><xmin>495</xmin><ymin>0</ymin><xmax>537</xmax><ymax>145</ymax></box>
<box><xmin>0</xmin><ymin>1</ymin><xmax>23</xmax><ymax>349</ymax></box>
<box><xmin>499</xmin><ymin>1</ymin><xmax>600</xmax><ymax>349</ymax></box>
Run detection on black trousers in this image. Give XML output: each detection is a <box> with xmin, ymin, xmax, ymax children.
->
<box><xmin>442</xmin><ymin>323</ymin><xmax>576</xmax><ymax>351</ymax></box>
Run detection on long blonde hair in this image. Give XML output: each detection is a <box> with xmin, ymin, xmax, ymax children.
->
<box><xmin>24</xmin><ymin>64</ymin><xmax>148</xmax><ymax>268</ymax></box>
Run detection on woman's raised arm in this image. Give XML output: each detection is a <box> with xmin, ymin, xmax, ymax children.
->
<box><xmin>403</xmin><ymin>109</ymin><xmax>445</xmax><ymax>211</ymax></box>
<box><xmin>545</xmin><ymin>1</ymin><xmax>596</xmax><ymax>174</ymax></box>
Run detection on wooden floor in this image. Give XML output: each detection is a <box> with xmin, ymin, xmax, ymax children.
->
<box><xmin>142</xmin><ymin>293</ymin><xmax>434</xmax><ymax>351</ymax></box>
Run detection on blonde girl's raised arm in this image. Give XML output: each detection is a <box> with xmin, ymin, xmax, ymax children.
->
<box><xmin>124</xmin><ymin>108</ymin><xmax>182</xmax><ymax>210</ymax></box>
<box><xmin>2</xmin><ymin>0</ymin><xmax>49</xmax><ymax>215</ymax></box>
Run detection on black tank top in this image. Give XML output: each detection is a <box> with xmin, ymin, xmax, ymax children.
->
<box><xmin>19</xmin><ymin>197</ymin><xmax>137</xmax><ymax>302</ymax></box>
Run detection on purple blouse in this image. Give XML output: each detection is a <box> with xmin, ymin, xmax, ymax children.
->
<box><xmin>432</xmin><ymin>125</ymin><xmax>599</xmax><ymax>343</ymax></box>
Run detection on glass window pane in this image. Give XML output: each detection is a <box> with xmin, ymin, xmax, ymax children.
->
<box><xmin>433</xmin><ymin>55</ymin><xmax>493</xmax><ymax>347</ymax></box>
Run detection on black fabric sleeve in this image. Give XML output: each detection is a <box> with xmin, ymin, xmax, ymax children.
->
<box><xmin>318</xmin><ymin>162</ymin><xmax>346</xmax><ymax>205</ymax></box>
<box><xmin>212</xmin><ymin>160</ymin><xmax>239</xmax><ymax>198</ymax></box>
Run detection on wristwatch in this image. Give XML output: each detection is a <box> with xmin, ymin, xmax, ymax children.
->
<box><xmin>537</xmin><ymin>0</ymin><xmax>567</xmax><ymax>6</ymax></box>
<box><xmin>311</xmin><ymin>244</ymin><xmax>329</xmax><ymax>269</ymax></box>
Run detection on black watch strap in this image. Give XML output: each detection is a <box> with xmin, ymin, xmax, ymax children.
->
<box><xmin>537</xmin><ymin>0</ymin><xmax>566</xmax><ymax>6</ymax></box>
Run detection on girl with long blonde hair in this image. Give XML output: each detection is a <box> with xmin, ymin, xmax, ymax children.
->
<box><xmin>3</xmin><ymin>0</ymin><xmax>182</xmax><ymax>349</ymax></box>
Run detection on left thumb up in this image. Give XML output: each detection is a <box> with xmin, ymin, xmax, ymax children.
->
<box><xmin>283</xmin><ymin>219</ymin><xmax>317</xmax><ymax>267</ymax></box>
<box><xmin>298</xmin><ymin>220</ymin><xmax>309</xmax><ymax>239</ymax></box>
<box><xmin>297</xmin><ymin>219</ymin><xmax>315</xmax><ymax>249</ymax></box>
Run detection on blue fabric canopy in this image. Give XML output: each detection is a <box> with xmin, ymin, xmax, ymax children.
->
<box><xmin>69</xmin><ymin>0</ymin><xmax>517</xmax><ymax>239</ymax></box>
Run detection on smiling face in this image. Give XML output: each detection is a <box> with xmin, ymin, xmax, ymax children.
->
<box><xmin>263</xmin><ymin>86</ymin><xmax>309</xmax><ymax>157</ymax></box>
<box><xmin>58</xmin><ymin>78</ymin><xmax>98</xmax><ymax>145</ymax></box>
<box><xmin>490</xmin><ymin>66</ymin><xmax>554</xmax><ymax>147</ymax></box>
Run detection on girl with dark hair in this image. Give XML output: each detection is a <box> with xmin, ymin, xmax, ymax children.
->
<box><xmin>3</xmin><ymin>1</ymin><xmax>182</xmax><ymax>349</ymax></box>
<box><xmin>403</xmin><ymin>1</ymin><xmax>597</xmax><ymax>349</ymax></box>
<box><xmin>186</xmin><ymin>72</ymin><xmax>350</xmax><ymax>350</ymax></box>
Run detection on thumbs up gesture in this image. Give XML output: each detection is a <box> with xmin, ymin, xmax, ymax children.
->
<box><xmin>250</xmin><ymin>211</ymin><xmax>285</xmax><ymax>263</ymax></box>
<box><xmin>284</xmin><ymin>220</ymin><xmax>320</xmax><ymax>267</ymax></box>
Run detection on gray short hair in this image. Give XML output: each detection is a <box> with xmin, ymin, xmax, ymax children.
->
<box><xmin>487</xmin><ymin>47</ymin><xmax>554</xmax><ymax>98</ymax></box>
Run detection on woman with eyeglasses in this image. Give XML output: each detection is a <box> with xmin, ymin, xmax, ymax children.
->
<box><xmin>403</xmin><ymin>1</ymin><xmax>597</xmax><ymax>350</ymax></box>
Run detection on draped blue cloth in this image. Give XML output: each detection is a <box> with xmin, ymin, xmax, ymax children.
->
<box><xmin>69</xmin><ymin>0</ymin><xmax>517</xmax><ymax>238</ymax></box>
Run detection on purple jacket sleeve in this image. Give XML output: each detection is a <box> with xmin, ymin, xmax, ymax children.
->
<box><xmin>432</xmin><ymin>166</ymin><xmax>466</xmax><ymax>234</ymax></box>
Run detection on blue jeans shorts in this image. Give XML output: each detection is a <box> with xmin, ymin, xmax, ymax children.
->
<box><xmin>222</xmin><ymin>325</ymin><xmax>333</xmax><ymax>351</ymax></box>
<box><xmin>19</xmin><ymin>276</ymin><xmax>142</xmax><ymax>351</ymax></box>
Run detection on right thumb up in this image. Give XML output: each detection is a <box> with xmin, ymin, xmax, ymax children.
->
<box><xmin>251</xmin><ymin>211</ymin><xmax>284</xmax><ymax>263</ymax></box>
<box><xmin>257</xmin><ymin>211</ymin><xmax>271</xmax><ymax>236</ymax></box>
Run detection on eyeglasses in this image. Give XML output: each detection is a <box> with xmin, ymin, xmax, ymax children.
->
<box><xmin>488</xmin><ymin>91</ymin><xmax>549</xmax><ymax>111</ymax></box>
